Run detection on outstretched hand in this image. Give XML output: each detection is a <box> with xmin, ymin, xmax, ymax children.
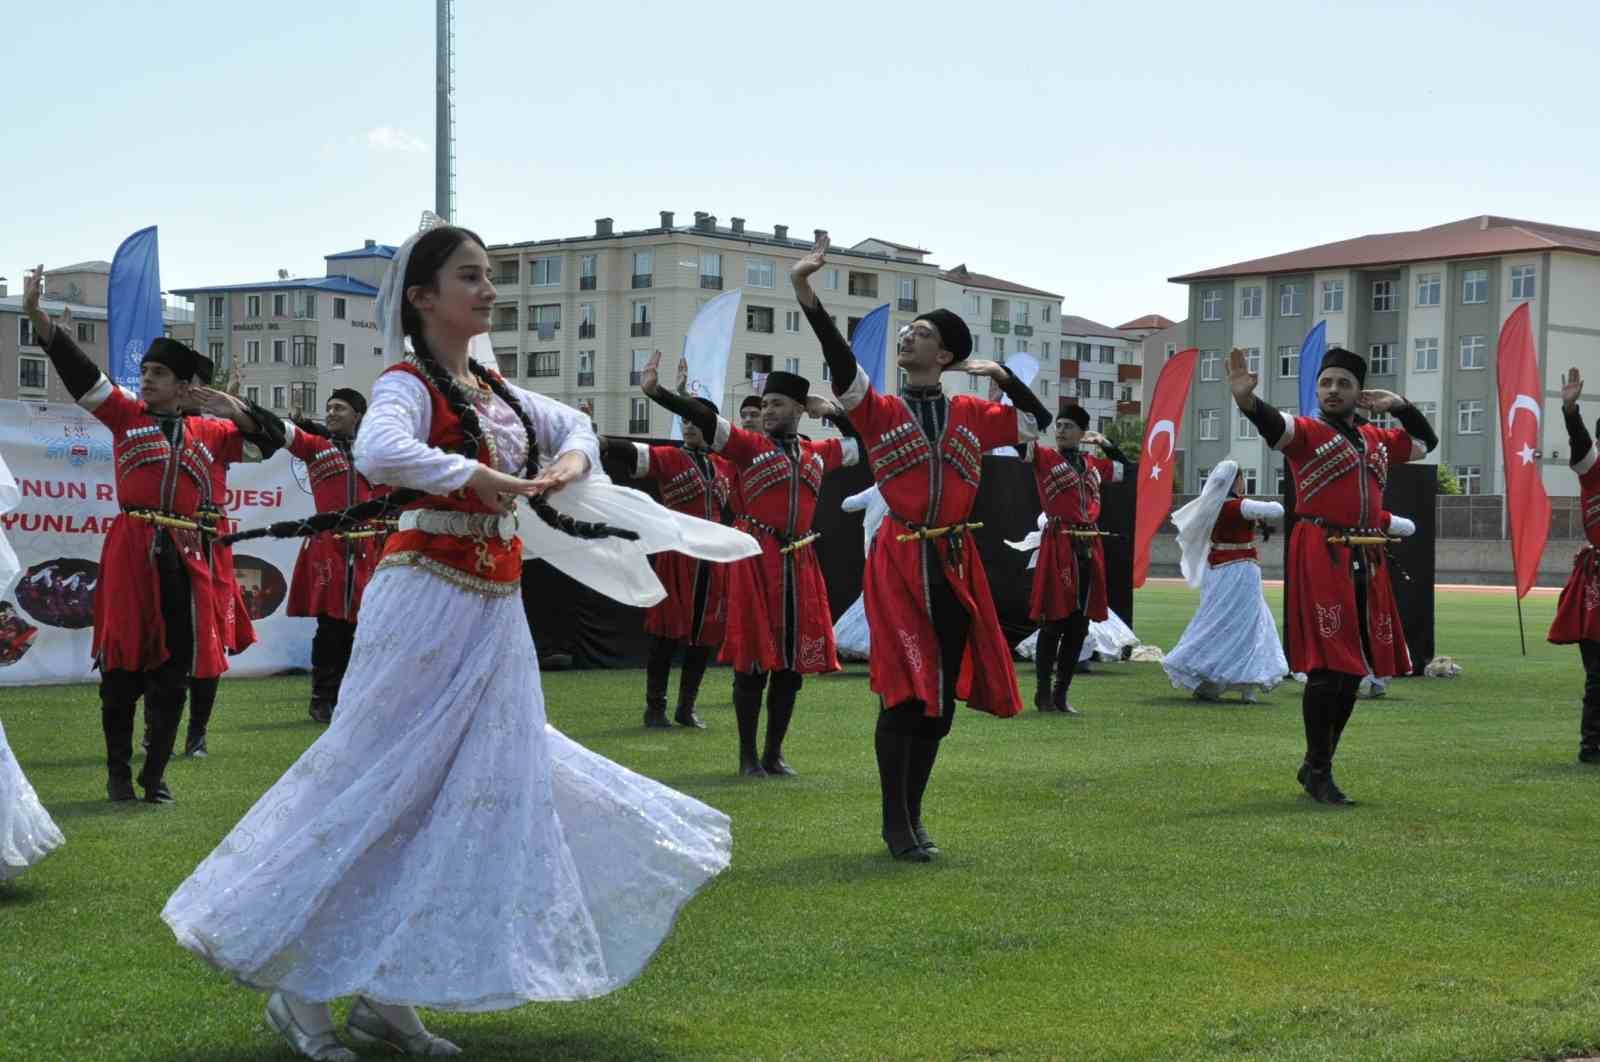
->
<box><xmin>675</xmin><ymin>356</ymin><xmax>688</xmax><ymax>393</ymax></box>
<box><xmin>1357</xmin><ymin>389</ymin><xmax>1405</xmax><ymax>415</ymax></box>
<box><xmin>639</xmin><ymin>349</ymin><xmax>663</xmax><ymax>396</ymax></box>
<box><xmin>528</xmin><ymin>449</ymin><xmax>589</xmax><ymax>497</ymax></box>
<box><xmin>805</xmin><ymin>394</ymin><xmax>843</xmax><ymax>420</ymax></box>
<box><xmin>1226</xmin><ymin>348</ymin><xmax>1257</xmax><ymax>404</ymax></box>
<box><xmin>791</xmin><ymin>233</ymin><xmax>829</xmax><ymax>281</ymax></box>
<box><xmin>1562</xmin><ymin>367</ymin><xmax>1583</xmax><ymax>408</ymax></box>
<box><xmin>22</xmin><ymin>264</ymin><xmax>44</xmax><ymax>316</ymax></box>
<box><xmin>962</xmin><ymin>358</ymin><xmax>1006</xmax><ymax>381</ymax></box>
<box><xmin>185</xmin><ymin>385</ymin><xmax>247</xmax><ymax>419</ymax></box>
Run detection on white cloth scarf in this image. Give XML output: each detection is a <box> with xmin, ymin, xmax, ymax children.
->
<box><xmin>1171</xmin><ymin>460</ymin><xmax>1239</xmax><ymax>589</ymax></box>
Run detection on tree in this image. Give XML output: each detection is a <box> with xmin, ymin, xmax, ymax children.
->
<box><xmin>1436</xmin><ymin>463</ymin><xmax>1462</xmax><ymax>496</ymax></box>
<box><xmin>1103</xmin><ymin>416</ymin><xmax>1145</xmax><ymax>462</ymax></box>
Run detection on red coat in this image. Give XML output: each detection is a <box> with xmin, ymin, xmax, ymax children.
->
<box><xmin>83</xmin><ymin>384</ymin><xmax>239</xmax><ymax>679</ymax></box>
<box><xmin>1279</xmin><ymin>415</ymin><xmax>1422</xmax><ymax>677</ymax></box>
<box><xmin>1208</xmin><ymin>499</ymin><xmax>1261</xmax><ymax>569</ymax></box>
<box><xmin>839</xmin><ymin>378</ymin><xmax>1035</xmax><ymax>718</ymax></box>
<box><xmin>634</xmin><ymin>444</ymin><xmax>734</xmax><ymax>645</ymax></box>
<box><xmin>712</xmin><ymin>423</ymin><xmax>850</xmax><ymax>674</ymax></box>
<box><xmin>1029</xmin><ymin>446</ymin><xmax>1116</xmax><ymax>623</ymax></box>
<box><xmin>1549</xmin><ymin>458</ymin><xmax>1600</xmax><ymax>644</ymax></box>
<box><xmin>203</xmin><ymin>435</ymin><xmax>257</xmax><ymax>654</ymax></box>
<box><xmin>286</xmin><ymin>426</ymin><xmax>384</xmax><ymax>620</ymax></box>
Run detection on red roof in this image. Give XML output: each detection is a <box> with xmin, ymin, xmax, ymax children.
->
<box><xmin>940</xmin><ymin>264</ymin><xmax>1061</xmax><ymax>299</ymax></box>
<box><xmin>1116</xmin><ymin>314</ymin><xmax>1176</xmax><ymax>331</ymax></box>
<box><xmin>1169</xmin><ymin>215</ymin><xmax>1600</xmax><ymax>283</ymax></box>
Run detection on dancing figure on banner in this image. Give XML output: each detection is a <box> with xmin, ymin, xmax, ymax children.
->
<box><xmin>1162</xmin><ymin>461</ymin><xmax>1289</xmax><ymax>702</ymax></box>
<box><xmin>1548</xmin><ymin>369</ymin><xmax>1600</xmax><ymax>762</ymax></box>
<box><xmin>163</xmin><ymin>222</ymin><xmax>744</xmax><ymax>1060</ymax></box>
<box><xmin>1229</xmin><ymin>346</ymin><xmax>1434</xmax><ymax>805</ymax></box>
<box><xmin>793</xmin><ymin>234</ymin><xmax>1051</xmax><ymax>862</ymax></box>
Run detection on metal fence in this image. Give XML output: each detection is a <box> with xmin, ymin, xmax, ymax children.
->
<box><xmin>1156</xmin><ymin>493</ymin><xmax>1580</xmax><ymax>541</ymax></box>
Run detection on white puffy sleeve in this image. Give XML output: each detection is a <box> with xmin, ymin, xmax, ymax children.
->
<box><xmin>1239</xmin><ymin>499</ymin><xmax>1285</xmax><ymax>521</ymax></box>
<box><xmin>353</xmin><ymin>371</ymin><xmax>479</xmax><ymax>494</ymax></box>
<box><xmin>506</xmin><ymin>381</ymin><xmax>599</xmax><ymax>476</ymax></box>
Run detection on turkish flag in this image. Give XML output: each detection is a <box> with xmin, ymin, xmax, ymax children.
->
<box><xmin>1496</xmin><ymin>303</ymin><xmax>1551</xmax><ymax>599</ymax></box>
<box><xmin>1133</xmin><ymin>347</ymin><xmax>1199</xmax><ymax>587</ymax></box>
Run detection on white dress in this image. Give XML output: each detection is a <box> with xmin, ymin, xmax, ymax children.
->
<box><xmin>0</xmin><ymin>718</ymin><xmax>64</xmax><ymax>881</ymax></box>
<box><xmin>832</xmin><ymin>485</ymin><xmax>888</xmax><ymax>661</ymax></box>
<box><xmin>162</xmin><ymin>373</ymin><xmax>732</xmax><ymax>1010</ymax></box>
<box><xmin>1013</xmin><ymin>611</ymin><xmax>1140</xmax><ymax>663</ymax></box>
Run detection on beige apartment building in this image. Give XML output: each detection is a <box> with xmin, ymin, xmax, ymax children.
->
<box><xmin>931</xmin><ymin>265</ymin><xmax>1063</xmax><ymax>406</ymax></box>
<box><xmin>0</xmin><ymin>262</ymin><xmax>193</xmax><ymax>404</ymax></box>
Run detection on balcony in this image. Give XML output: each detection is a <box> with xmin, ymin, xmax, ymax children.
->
<box><xmin>578</xmin><ymin>322</ymin><xmax>596</xmax><ymax>339</ymax></box>
<box><xmin>630</xmin><ymin>322</ymin><xmax>652</xmax><ymax>337</ymax></box>
<box><xmin>1117</xmin><ymin>400</ymin><xmax>1142</xmax><ymax>416</ymax></box>
<box><xmin>494</xmin><ymin>271</ymin><xmax>519</xmax><ymax>286</ymax></box>
<box><xmin>1118</xmin><ymin>363</ymin><xmax>1143</xmax><ymax>381</ymax></box>
<box><xmin>580</xmin><ymin>275</ymin><xmax>597</xmax><ymax>290</ymax></box>
<box><xmin>898</xmin><ymin>298</ymin><xmax>918</xmax><ymax>313</ymax></box>
<box><xmin>207</xmin><ymin>317</ymin><xmax>225</xmax><ymax>332</ymax></box>
<box><xmin>577</xmin><ymin>372</ymin><xmax>595</xmax><ymax>387</ymax></box>
<box><xmin>631</xmin><ymin>274</ymin><xmax>652</xmax><ymax>289</ymax></box>
<box><xmin>1013</xmin><ymin>324</ymin><xmax>1034</xmax><ymax>337</ymax></box>
<box><xmin>991</xmin><ymin>321</ymin><xmax>1010</xmax><ymax>334</ymax></box>
<box><xmin>1059</xmin><ymin>359</ymin><xmax>1078</xmax><ymax>378</ymax></box>
<box><xmin>700</xmin><ymin>275</ymin><xmax>723</xmax><ymax>290</ymax></box>
<box><xmin>491</xmin><ymin>319</ymin><xmax>519</xmax><ymax>333</ymax></box>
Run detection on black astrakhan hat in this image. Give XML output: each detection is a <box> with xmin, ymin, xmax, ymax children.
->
<box><xmin>918</xmin><ymin>308</ymin><xmax>973</xmax><ymax>363</ymax></box>
<box><xmin>141</xmin><ymin>337</ymin><xmax>202</xmax><ymax>381</ymax></box>
<box><xmin>739</xmin><ymin>394</ymin><xmax>763</xmax><ymax>412</ymax></box>
<box><xmin>763</xmin><ymin>370</ymin><xmax>810</xmax><ymax>403</ymax></box>
<box><xmin>1062</xmin><ymin>404</ymin><xmax>1090</xmax><ymax>429</ymax></box>
<box><xmin>329</xmin><ymin>387</ymin><xmax>368</xmax><ymax>414</ymax></box>
<box><xmin>1318</xmin><ymin>347</ymin><xmax>1367</xmax><ymax>387</ymax></box>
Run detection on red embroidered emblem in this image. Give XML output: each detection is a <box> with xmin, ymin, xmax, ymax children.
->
<box><xmin>1316</xmin><ymin>603</ymin><xmax>1342</xmax><ymax>638</ymax></box>
<box><xmin>1372</xmin><ymin>613</ymin><xmax>1394</xmax><ymax>646</ymax></box>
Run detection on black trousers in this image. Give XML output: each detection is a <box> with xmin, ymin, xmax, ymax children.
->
<box><xmin>1036</xmin><ymin>549</ymin><xmax>1095</xmax><ymax>699</ymax></box>
<box><xmin>645</xmin><ymin>562</ymin><xmax>715</xmax><ymax>708</ymax></box>
<box><xmin>1578</xmin><ymin>641</ymin><xmax>1600</xmax><ymax>750</ymax></box>
<box><xmin>879</xmin><ymin>580</ymin><xmax>972</xmax><ymax>739</ymax></box>
<box><xmin>1302</xmin><ymin>567</ymin><xmax>1373</xmax><ymax>771</ymax></box>
<box><xmin>102</xmin><ymin>539</ymin><xmax>193</xmax><ymax>791</ymax></box>
<box><xmin>311</xmin><ymin>616</ymin><xmax>357</xmax><ymax>709</ymax></box>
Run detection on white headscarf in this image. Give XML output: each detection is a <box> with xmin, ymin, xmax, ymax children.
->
<box><xmin>373</xmin><ymin>210</ymin><xmax>498</xmax><ymax>370</ymax></box>
<box><xmin>1171</xmin><ymin>460</ymin><xmax>1239</xmax><ymax>589</ymax></box>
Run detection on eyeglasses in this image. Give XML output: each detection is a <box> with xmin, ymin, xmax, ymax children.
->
<box><xmin>896</xmin><ymin>324</ymin><xmax>936</xmax><ymax>342</ymax></box>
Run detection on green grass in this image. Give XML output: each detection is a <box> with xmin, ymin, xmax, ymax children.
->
<box><xmin>1</xmin><ymin>585</ymin><xmax>1597</xmax><ymax>1061</ymax></box>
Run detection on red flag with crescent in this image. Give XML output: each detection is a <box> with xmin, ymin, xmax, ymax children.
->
<box><xmin>1133</xmin><ymin>347</ymin><xmax>1199</xmax><ymax>587</ymax></box>
<box><xmin>1496</xmin><ymin>303</ymin><xmax>1550</xmax><ymax>599</ymax></box>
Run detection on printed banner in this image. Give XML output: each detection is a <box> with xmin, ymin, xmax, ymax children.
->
<box><xmin>0</xmin><ymin>399</ymin><xmax>315</xmax><ymax>685</ymax></box>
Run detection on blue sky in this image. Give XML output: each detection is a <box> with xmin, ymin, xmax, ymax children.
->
<box><xmin>7</xmin><ymin>0</ymin><xmax>1598</xmax><ymax>326</ymax></box>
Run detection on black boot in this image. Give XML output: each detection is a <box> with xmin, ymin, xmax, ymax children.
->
<box><xmin>675</xmin><ymin>646</ymin><xmax>709</xmax><ymax>728</ymax></box>
<box><xmin>308</xmin><ymin>664</ymin><xmax>336</xmax><ymax>725</ymax></box>
<box><xmin>1034</xmin><ymin>625</ymin><xmax>1061</xmax><ymax>712</ymax></box>
<box><xmin>100</xmin><ymin>672</ymin><xmax>140</xmax><ymax>802</ymax></box>
<box><xmin>186</xmin><ymin>676</ymin><xmax>218</xmax><ymax>757</ymax></box>
<box><xmin>762</xmin><ymin>672</ymin><xmax>800</xmax><ymax>777</ymax></box>
<box><xmin>905</xmin><ymin>737</ymin><xmax>942</xmax><ymax>854</ymax></box>
<box><xmin>1053</xmin><ymin>613</ymin><xmax>1088</xmax><ymax>715</ymax></box>
<box><xmin>139</xmin><ymin>681</ymin><xmax>185</xmax><ymax>805</ymax></box>
<box><xmin>1580</xmin><ymin>679</ymin><xmax>1600</xmax><ymax>762</ymax></box>
<box><xmin>875</xmin><ymin>718</ymin><xmax>929</xmax><ymax>862</ymax></box>
<box><xmin>644</xmin><ymin>636</ymin><xmax>675</xmax><ymax>728</ymax></box>
<box><xmin>733</xmin><ymin>674</ymin><xmax>766</xmax><ymax>777</ymax></box>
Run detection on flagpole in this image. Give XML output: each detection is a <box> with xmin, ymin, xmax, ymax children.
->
<box><xmin>1515</xmin><ymin>591</ymin><xmax>1527</xmax><ymax>656</ymax></box>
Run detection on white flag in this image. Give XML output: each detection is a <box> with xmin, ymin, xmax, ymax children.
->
<box><xmin>999</xmin><ymin>352</ymin><xmax>1040</xmax><ymax>407</ymax></box>
<box><xmin>672</xmin><ymin>288</ymin><xmax>744</xmax><ymax>440</ymax></box>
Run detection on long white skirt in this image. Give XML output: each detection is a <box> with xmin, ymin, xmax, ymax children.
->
<box><xmin>0</xmin><ymin>718</ymin><xmax>64</xmax><ymax>880</ymax></box>
<box><xmin>162</xmin><ymin>564</ymin><xmax>732</xmax><ymax>1011</ymax></box>
<box><xmin>1162</xmin><ymin>560</ymin><xmax>1288</xmax><ymax>695</ymax></box>
<box><xmin>833</xmin><ymin>595</ymin><xmax>870</xmax><ymax>661</ymax></box>
<box><xmin>1014</xmin><ymin>610</ymin><xmax>1140</xmax><ymax>663</ymax></box>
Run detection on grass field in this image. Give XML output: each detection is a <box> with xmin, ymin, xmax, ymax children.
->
<box><xmin>1</xmin><ymin>584</ymin><xmax>1597</xmax><ymax>1061</ymax></box>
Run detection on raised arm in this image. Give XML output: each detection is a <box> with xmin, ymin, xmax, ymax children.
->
<box><xmin>23</xmin><ymin>266</ymin><xmax>102</xmax><ymax>400</ymax></box>
<box><xmin>790</xmin><ymin>234</ymin><xmax>861</xmax><ymax>397</ymax></box>
<box><xmin>1360</xmin><ymin>387</ymin><xmax>1439</xmax><ymax>456</ymax></box>
<box><xmin>639</xmin><ymin>350</ymin><xmax>720</xmax><ymax>438</ymax></box>
<box><xmin>1081</xmin><ymin>430</ymin><xmax>1132</xmax><ymax>481</ymax></box>
<box><xmin>1562</xmin><ymin>368</ymin><xmax>1594</xmax><ymax>473</ymax></box>
<box><xmin>1228</xmin><ymin>347</ymin><xmax>1288</xmax><ymax>448</ymax></box>
<box><xmin>964</xmin><ymin>358</ymin><xmax>1052</xmax><ymax>432</ymax></box>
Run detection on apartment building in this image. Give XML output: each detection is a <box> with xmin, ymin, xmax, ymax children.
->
<box><xmin>1056</xmin><ymin>316</ymin><xmax>1144</xmax><ymax>430</ymax></box>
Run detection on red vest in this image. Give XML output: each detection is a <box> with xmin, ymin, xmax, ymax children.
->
<box><xmin>1207</xmin><ymin>498</ymin><xmax>1260</xmax><ymax>567</ymax></box>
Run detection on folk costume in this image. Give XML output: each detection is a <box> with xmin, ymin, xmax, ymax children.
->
<box><xmin>1162</xmin><ymin>462</ymin><xmax>1290</xmax><ymax>701</ymax></box>
<box><xmin>284</xmin><ymin>392</ymin><xmax>386</xmax><ymax>724</ymax></box>
<box><xmin>39</xmin><ymin>329</ymin><xmax>245</xmax><ymax>804</ymax></box>
<box><xmin>603</xmin><ymin>422</ymin><xmax>734</xmax><ymax>729</ymax></box>
<box><xmin>1027</xmin><ymin>407</ymin><xmax>1132</xmax><ymax>714</ymax></box>
<box><xmin>804</xmin><ymin>299</ymin><xmax>1050</xmax><ymax>860</ymax></box>
<box><xmin>1547</xmin><ymin>403</ymin><xmax>1600</xmax><ymax>761</ymax></box>
<box><xmin>1239</xmin><ymin>347</ymin><xmax>1435</xmax><ymax>803</ymax></box>
<box><xmin>164</xmin><ymin>224</ymin><xmax>741</xmax><ymax>1051</ymax></box>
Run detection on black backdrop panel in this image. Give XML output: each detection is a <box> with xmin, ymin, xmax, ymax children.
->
<box><xmin>523</xmin><ymin>445</ymin><xmax>1138</xmax><ymax>666</ymax></box>
<box><xmin>1281</xmin><ymin>461</ymin><xmax>1436</xmax><ymax>675</ymax></box>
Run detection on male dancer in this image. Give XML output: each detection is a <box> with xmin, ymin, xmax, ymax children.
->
<box><xmin>602</xmin><ymin>380</ymin><xmax>734</xmax><ymax>729</ymax></box>
<box><xmin>1027</xmin><ymin>406</ymin><xmax>1132</xmax><ymax>715</ymax></box>
<box><xmin>1549</xmin><ymin>368</ymin><xmax>1600</xmax><ymax>762</ymax></box>
<box><xmin>738</xmin><ymin>394</ymin><xmax>763</xmax><ymax>432</ymax></box>
<box><xmin>1228</xmin><ymin>345</ymin><xmax>1433</xmax><ymax>804</ymax></box>
<box><xmin>792</xmin><ymin>235</ymin><xmax>1052</xmax><ymax>861</ymax></box>
<box><xmin>24</xmin><ymin>266</ymin><xmax>260</xmax><ymax>803</ymax></box>
<box><xmin>283</xmin><ymin>389</ymin><xmax>384</xmax><ymax>724</ymax></box>
<box><xmin>640</xmin><ymin>352</ymin><xmax>857</xmax><ymax>777</ymax></box>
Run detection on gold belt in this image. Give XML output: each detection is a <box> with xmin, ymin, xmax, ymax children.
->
<box><xmin>1211</xmin><ymin>542</ymin><xmax>1256</xmax><ymax>551</ymax></box>
<box><xmin>1326</xmin><ymin>533</ymin><xmax>1399</xmax><ymax>546</ymax></box>
<box><xmin>124</xmin><ymin>508</ymin><xmax>216</xmax><ymax>533</ymax></box>
<box><xmin>333</xmin><ymin>519</ymin><xmax>398</xmax><ymax>541</ymax></box>
<box><xmin>896</xmin><ymin>521</ymin><xmax>983</xmax><ymax>543</ymax></box>
<box><xmin>780</xmin><ymin>531</ymin><xmax>821</xmax><ymax>555</ymax></box>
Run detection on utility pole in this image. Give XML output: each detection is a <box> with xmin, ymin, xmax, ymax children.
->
<box><xmin>435</xmin><ymin>0</ymin><xmax>456</xmax><ymax>222</ymax></box>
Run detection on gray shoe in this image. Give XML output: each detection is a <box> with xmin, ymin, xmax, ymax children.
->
<box><xmin>346</xmin><ymin>996</ymin><xmax>462</xmax><ymax>1056</ymax></box>
<box><xmin>265</xmin><ymin>992</ymin><xmax>356</xmax><ymax>1061</ymax></box>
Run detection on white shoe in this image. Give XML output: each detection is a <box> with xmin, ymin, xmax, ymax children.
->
<box><xmin>346</xmin><ymin>996</ymin><xmax>462</xmax><ymax>1056</ymax></box>
<box><xmin>265</xmin><ymin>992</ymin><xmax>357</xmax><ymax>1061</ymax></box>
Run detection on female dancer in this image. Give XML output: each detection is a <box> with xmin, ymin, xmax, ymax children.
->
<box><xmin>163</xmin><ymin>222</ymin><xmax>734</xmax><ymax>1059</ymax></box>
<box><xmin>1162</xmin><ymin>461</ymin><xmax>1289</xmax><ymax>702</ymax></box>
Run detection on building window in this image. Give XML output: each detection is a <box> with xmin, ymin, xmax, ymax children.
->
<box><xmin>577</xmin><ymin>303</ymin><xmax>596</xmax><ymax>339</ymax></box>
<box><xmin>332</xmin><ymin>342</ymin><xmax>346</xmax><ymax>367</ymax></box>
<box><xmin>18</xmin><ymin>356</ymin><xmax>47</xmax><ymax>391</ymax></box>
<box><xmin>1511</xmin><ymin>264</ymin><xmax>1537</xmax><ymax>300</ymax></box>
<box><xmin>1321</xmin><ymin>279</ymin><xmax>1345</xmax><ymax>312</ymax></box>
<box><xmin>1196</xmin><ymin>467</ymin><xmax>1211</xmax><ymax>488</ymax></box>
<box><xmin>1455</xmin><ymin>464</ymin><xmax>1482</xmax><ymax>495</ymax></box>
<box><xmin>329</xmin><ymin>296</ymin><xmax>346</xmax><ymax>321</ymax></box>
<box><xmin>272</xmin><ymin>339</ymin><xmax>287</xmax><ymax>363</ymax></box>
<box><xmin>630</xmin><ymin>301</ymin><xmax>651</xmax><ymax>337</ymax></box>
<box><xmin>247</xmin><ymin>294</ymin><xmax>261</xmax><ymax>317</ymax></box>
<box><xmin>577</xmin><ymin>350</ymin><xmax>595</xmax><ymax>387</ymax></box>
<box><xmin>531</xmin><ymin>256</ymin><xmax>562</xmax><ymax>287</ymax></box>
<box><xmin>245</xmin><ymin>386</ymin><xmax>260</xmax><ymax>405</ymax></box>
<box><xmin>784</xmin><ymin>310</ymin><xmax>801</xmax><ymax>333</ymax></box>
<box><xmin>1457</xmin><ymin>399</ymin><xmax>1484</xmax><ymax>434</ymax></box>
<box><xmin>581</xmin><ymin>254</ymin><xmax>598</xmax><ymax>290</ymax></box>
<box><xmin>272</xmin><ymin>385</ymin><xmax>287</xmax><ymax>409</ymax></box>
<box><xmin>898</xmin><ymin>277</ymin><xmax>918</xmax><ymax>312</ymax></box>
<box><xmin>1198</xmin><ymin>409</ymin><xmax>1220</xmax><ymax>440</ymax></box>
<box><xmin>493</xmin><ymin>260</ymin><xmax>519</xmax><ymax>285</ymax></box>
<box><xmin>1095</xmin><ymin>345</ymin><xmax>1113</xmax><ymax>364</ymax></box>
<box><xmin>1201</xmin><ymin>289</ymin><xmax>1222</xmax><ymax>321</ymax></box>
<box><xmin>632</xmin><ymin>251</ymin><xmax>653</xmax><ymax>289</ymax></box>
<box><xmin>1119</xmin><ymin>383</ymin><xmax>1133</xmax><ymax>402</ymax></box>
<box><xmin>290</xmin><ymin>381</ymin><xmax>317</xmax><ymax>412</ymax></box>
<box><xmin>1242</xmin><ymin>467</ymin><xmax>1258</xmax><ymax>494</ymax></box>
<box><xmin>1274</xmin><ymin>467</ymin><xmax>1288</xmax><ymax>495</ymax></box>
<box><xmin>970</xmin><ymin>334</ymin><xmax>982</xmax><ymax>356</ymax></box>
<box><xmin>246</xmin><ymin>340</ymin><xmax>260</xmax><ymax>364</ymax></box>
<box><xmin>1042</xmin><ymin>341</ymin><xmax>1051</xmax><ymax>357</ymax></box>
<box><xmin>1372</xmin><ymin>280</ymin><xmax>1396</xmax><ymax>312</ymax></box>
<box><xmin>207</xmin><ymin>295</ymin><xmax>225</xmax><ymax>328</ymax></box>
<box><xmin>699</xmin><ymin>253</ymin><xmax>723</xmax><ymax>290</ymax></box>
<box><xmin>1462</xmin><ymin>268</ymin><xmax>1489</xmax><ymax>304</ymax></box>
<box><xmin>823</xmin><ymin>268</ymin><xmax>839</xmax><ymax>291</ymax></box>
<box><xmin>1414</xmin><ymin>337</ymin><xmax>1439</xmax><ymax>372</ymax></box>
<box><xmin>629</xmin><ymin>397</ymin><xmax>650</xmax><ymax>434</ymax></box>
<box><xmin>530</xmin><ymin>304</ymin><xmax>561</xmax><ymax>339</ymax></box>
<box><xmin>77</xmin><ymin>321</ymin><xmax>97</xmax><ymax>343</ymax></box>
<box><xmin>1416</xmin><ymin>272</ymin><xmax>1441</xmax><ymax>307</ymax></box>
<box><xmin>966</xmin><ymin>293</ymin><xmax>981</xmax><ymax>319</ymax></box>
<box><xmin>1165</xmin><ymin>343</ymin><xmax>1177</xmax><ymax>361</ymax></box>
<box><xmin>291</xmin><ymin>335</ymin><xmax>317</xmax><ymax>367</ymax></box>
<box><xmin>1278</xmin><ymin>282</ymin><xmax>1303</xmax><ymax>317</ymax></box>
<box><xmin>295</xmin><ymin>293</ymin><xmax>317</xmax><ymax>320</ymax></box>
<box><xmin>1199</xmin><ymin>349</ymin><xmax>1221</xmax><ymax>381</ymax></box>
<box><xmin>1097</xmin><ymin>380</ymin><xmax>1114</xmax><ymax>400</ymax></box>
<box><xmin>746</xmin><ymin>257</ymin><xmax>776</xmax><ymax>288</ymax></box>
<box><xmin>1074</xmin><ymin>342</ymin><xmax>1092</xmax><ymax>360</ymax></box>
<box><xmin>529</xmin><ymin>351</ymin><xmax>560</xmax><ymax>378</ymax></box>
<box><xmin>495</xmin><ymin>349</ymin><xmax>517</xmax><ymax>377</ymax></box>
<box><xmin>1236</xmin><ymin>409</ymin><xmax>1259</xmax><ymax>440</ymax></box>
<box><xmin>1278</xmin><ymin>344</ymin><xmax>1299</xmax><ymax>378</ymax></box>
<box><xmin>745</xmin><ymin>353</ymin><xmax>773</xmax><ymax>379</ymax></box>
<box><xmin>994</xmin><ymin>337</ymin><xmax>1005</xmax><ymax>356</ymax></box>
<box><xmin>1013</xmin><ymin>302</ymin><xmax>1031</xmax><ymax>327</ymax></box>
<box><xmin>848</xmin><ymin>271</ymin><xmax>878</xmax><ymax>298</ymax></box>
<box><xmin>784</xmin><ymin>356</ymin><xmax>800</xmax><ymax>374</ymax></box>
<box><xmin>1017</xmin><ymin>339</ymin><xmax>1030</xmax><ymax>354</ymax></box>
<box><xmin>1042</xmin><ymin>304</ymin><xmax>1053</xmax><ymax>324</ymax></box>
<box><xmin>747</xmin><ymin>306</ymin><xmax>775</xmax><ymax>333</ymax></box>
<box><xmin>1040</xmin><ymin>378</ymin><xmax>1051</xmax><ymax>398</ymax></box>
<box><xmin>1459</xmin><ymin>334</ymin><xmax>1486</xmax><ymax>369</ymax></box>
<box><xmin>272</xmin><ymin>293</ymin><xmax>287</xmax><ymax>317</ymax></box>
<box><xmin>1368</xmin><ymin>343</ymin><xmax>1395</xmax><ymax>375</ymax></box>
<box><xmin>373</xmin><ymin>346</ymin><xmax>382</xmax><ymax>358</ymax></box>
<box><xmin>1239</xmin><ymin>285</ymin><xmax>1262</xmax><ymax>318</ymax></box>
<box><xmin>209</xmin><ymin>341</ymin><xmax>224</xmax><ymax>359</ymax></box>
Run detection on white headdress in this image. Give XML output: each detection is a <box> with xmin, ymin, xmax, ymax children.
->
<box><xmin>1171</xmin><ymin>460</ymin><xmax>1239</xmax><ymax>589</ymax></box>
<box><xmin>373</xmin><ymin>211</ymin><xmax>497</xmax><ymax>369</ymax></box>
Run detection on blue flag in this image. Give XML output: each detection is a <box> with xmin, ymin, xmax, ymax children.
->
<box><xmin>850</xmin><ymin>304</ymin><xmax>891</xmax><ymax>391</ymax></box>
<box><xmin>1296</xmin><ymin>320</ymin><xmax>1328</xmax><ymax>417</ymax></box>
<box><xmin>107</xmin><ymin>226</ymin><xmax>163</xmax><ymax>389</ymax></box>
